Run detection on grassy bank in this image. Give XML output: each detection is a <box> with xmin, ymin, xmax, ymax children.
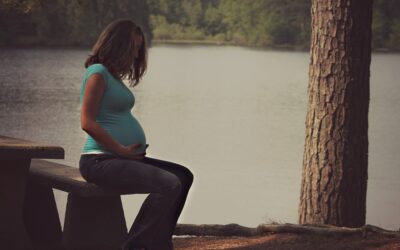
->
<box><xmin>152</xmin><ymin>39</ymin><xmax>309</xmax><ymax>51</ymax></box>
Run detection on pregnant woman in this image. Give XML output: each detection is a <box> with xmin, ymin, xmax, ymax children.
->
<box><xmin>78</xmin><ymin>19</ymin><xmax>194</xmax><ymax>250</ymax></box>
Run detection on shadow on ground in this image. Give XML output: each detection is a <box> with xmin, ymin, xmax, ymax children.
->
<box><xmin>172</xmin><ymin>233</ymin><xmax>400</xmax><ymax>250</ymax></box>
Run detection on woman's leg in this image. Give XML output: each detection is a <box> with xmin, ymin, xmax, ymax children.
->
<box><xmin>123</xmin><ymin>157</ymin><xmax>194</xmax><ymax>249</ymax></box>
<box><xmin>139</xmin><ymin>157</ymin><xmax>194</xmax><ymax>245</ymax></box>
<box><xmin>79</xmin><ymin>155</ymin><xmax>183</xmax><ymax>250</ymax></box>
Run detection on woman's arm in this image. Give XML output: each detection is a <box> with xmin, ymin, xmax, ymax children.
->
<box><xmin>81</xmin><ymin>73</ymin><xmax>144</xmax><ymax>158</ymax></box>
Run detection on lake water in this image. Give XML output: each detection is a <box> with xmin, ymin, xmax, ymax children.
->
<box><xmin>0</xmin><ymin>45</ymin><xmax>399</xmax><ymax>231</ymax></box>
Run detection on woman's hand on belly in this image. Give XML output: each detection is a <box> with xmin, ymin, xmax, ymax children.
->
<box><xmin>116</xmin><ymin>143</ymin><xmax>149</xmax><ymax>160</ymax></box>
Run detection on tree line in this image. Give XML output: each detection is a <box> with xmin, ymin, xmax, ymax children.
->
<box><xmin>0</xmin><ymin>0</ymin><xmax>152</xmax><ymax>47</ymax></box>
<box><xmin>0</xmin><ymin>0</ymin><xmax>399</xmax><ymax>51</ymax></box>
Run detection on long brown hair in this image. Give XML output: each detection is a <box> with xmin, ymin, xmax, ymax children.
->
<box><xmin>84</xmin><ymin>19</ymin><xmax>147</xmax><ymax>87</ymax></box>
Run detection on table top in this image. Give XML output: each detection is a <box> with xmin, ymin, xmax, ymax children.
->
<box><xmin>0</xmin><ymin>135</ymin><xmax>64</xmax><ymax>159</ymax></box>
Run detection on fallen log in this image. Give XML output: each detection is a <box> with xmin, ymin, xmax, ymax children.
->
<box><xmin>174</xmin><ymin>223</ymin><xmax>400</xmax><ymax>238</ymax></box>
<box><xmin>175</xmin><ymin>223</ymin><xmax>257</xmax><ymax>237</ymax></box>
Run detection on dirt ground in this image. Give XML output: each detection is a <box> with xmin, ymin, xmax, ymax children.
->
<box><xmin>172</xmin><ymin>232</ymin><xmax>400</xmax><ymax>250</ymax></box>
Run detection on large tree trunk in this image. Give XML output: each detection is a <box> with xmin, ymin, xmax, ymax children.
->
<box><xmin>298</xmin><ymin>0</ymin><xmax>373</xmax><ymax>227</ymax></box>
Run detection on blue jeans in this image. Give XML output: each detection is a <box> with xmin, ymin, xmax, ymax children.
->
<box><xmin>79</xmin><ymin>154</ymin><xmax>194</xmax><ymax>250</ymax></box>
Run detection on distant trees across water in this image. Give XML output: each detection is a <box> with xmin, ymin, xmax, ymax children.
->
<box><xmin>1</xmin><ymin>0</ymin><xmax>399</xmax><ymax>51</ymax></box>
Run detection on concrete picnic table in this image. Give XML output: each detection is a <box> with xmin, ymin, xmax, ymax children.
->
<box><xmin>0</xmin><ymin>135</ymin><xmax>64</xmax><ymax>250</ymax></box>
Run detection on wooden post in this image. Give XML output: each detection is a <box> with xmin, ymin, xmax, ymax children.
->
<box><xmin>0</xmin><ymin>156</ymin><xmax>33</xmax><ymax>250</ymax></box>
<box><xmin>23</xmin><ymin>178</ymin><xmax>64</xmax><ymax>250</ymax></box>
<box><xmin>62</xmin><ymin>193</ymin><xmax>128</xmax><ymax>250</ymax></box>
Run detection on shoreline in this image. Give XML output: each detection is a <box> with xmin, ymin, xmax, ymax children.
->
<box><xmin>0</xmin><ymin>39</ymin><xmax>398</xmax><ymax>53</ymax></box>
<box><xmin>152</xmin><ymin>39</ymin><xmax>308</xmax><ymax>51</ymax></box>
<box><xmin>153</xmin><ymin>39</ymin><xmax>399</xmax><ymax>53</ymax></box>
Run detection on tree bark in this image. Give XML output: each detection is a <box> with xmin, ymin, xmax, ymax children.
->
<box><xmin>298</xmin><ymin>0</ymin><xmax>373</xmax><ymax>227</ymax></box>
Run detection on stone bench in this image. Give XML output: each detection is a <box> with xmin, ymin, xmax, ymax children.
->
<box><xmin>24</xmin><ymin>159</ymin><xmax>129</xmax><ymax>250</ymax></box>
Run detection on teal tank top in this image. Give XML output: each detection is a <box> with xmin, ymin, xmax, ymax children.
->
<box><xmin>79</xmin><ymin>63</ymin><xmax>146</xmax><ymax>155</ymax></box>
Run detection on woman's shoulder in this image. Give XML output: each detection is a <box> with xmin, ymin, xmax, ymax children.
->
<box><xmin>85</xmin><ymin>63</ymin><xmax>111</xmax><ymax>80</ymax></box>
<box><xmin>86</xmin><ymin>63</ymin><xmax>108</xmax><ymax>73</ymax></box>
<box><xmin>82</xmin><ymin>63</ymin><xmax>111</xmax><ymax>91</ymax></box>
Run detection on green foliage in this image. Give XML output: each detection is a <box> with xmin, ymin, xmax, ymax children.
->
<box><xmin>148</xmin><ymin>0</ymin><xmax>311</xmax><ymax>48</ymax></box>
<box><xmin>0</xmin><ymin>0</ymin><xmax>399</xmax><ymax>51</ymax></box>
<box><xmin>372</xmin><ymin>0</ymin><xmax>400</xmax><ymax>50</ymax></box>
<box><xmin>150</xmin><ymin>14</ymin><xmax>205</xmax><ymax>40</ymax></box>
<box><xmin>0</xmin><ymin>0</ymin><xmax>151</xmax><ymax>46</ymax></box>
<box><xmin>388</xmin><ymin>18</ymin><xmax>400</xmax><ymax>50</ymax></box>
<box><xmin>147</xmin><ymin>0</ymin><xmax>398</xmax><ymax>51</ymax></box>
<box><xmin>203</xmin><ymin>5</ymin><xmax>225</xmax><ymax>35</ymax></box>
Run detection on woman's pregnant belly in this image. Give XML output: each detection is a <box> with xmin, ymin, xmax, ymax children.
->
<box><xmin>102</xmin><ymin>112</ymin><xmax>147</xmax><ymax>153</ymax></box>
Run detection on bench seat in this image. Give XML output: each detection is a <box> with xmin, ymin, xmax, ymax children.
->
<box><xmin>24</xmin><ymin>159</ymin><xmax>129</xmax><ymax>250</ymax></box>
<box><xmin>30</xmin><ymin>159</ymin><xmax>119</xmax><ymax>197</ymax></box>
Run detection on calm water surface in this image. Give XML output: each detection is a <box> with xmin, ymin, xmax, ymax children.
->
<box><xmin>0</xmin><ymin>45</ymin><xmax>399</xmax><ymax>231</ymax></box>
